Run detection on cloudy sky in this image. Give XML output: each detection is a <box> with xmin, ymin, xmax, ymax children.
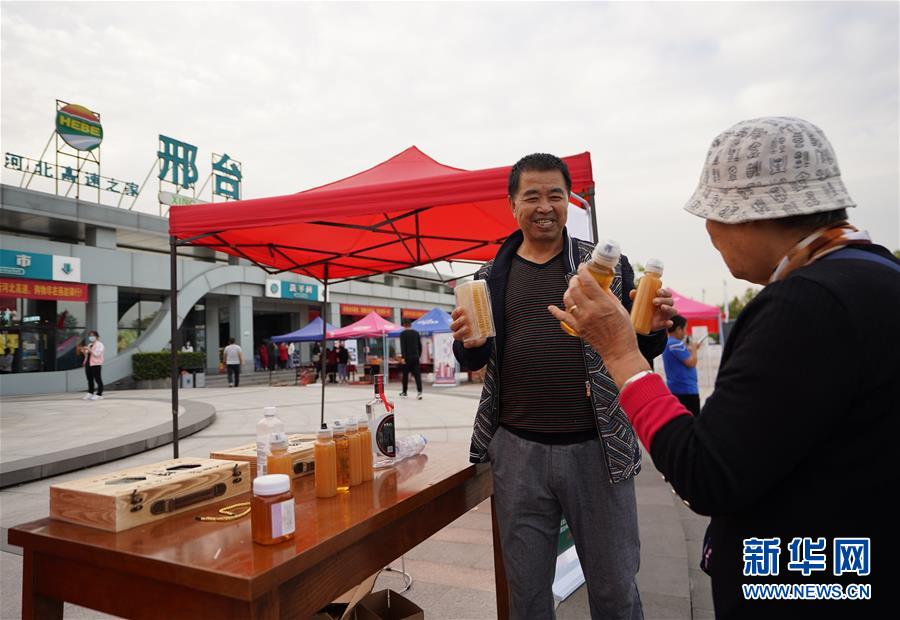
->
<box><xmin>2</xmin><ymin>1</ymin><xmax>897</xmax><ymax>303</ymax></box>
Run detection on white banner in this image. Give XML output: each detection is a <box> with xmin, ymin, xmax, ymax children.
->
<box><xmin>343</xmin><ymin>339</ymin><xmax>359</xmax><ymax>366</ymax></box>
<box><xmin>432</xmin><ymin>332</ymin><xmax>457</xmax><ymax>386</ymax></box>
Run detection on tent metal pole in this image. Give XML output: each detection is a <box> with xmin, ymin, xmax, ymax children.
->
<box><xmin>320</xmin><ymin>265</ymin><xmax>328</xmax><ymax>429</ymax></box>
<box><xmin>169</xmin><ymin>236</ymin><xmax>179</xmax><ymax>458</ymax></box>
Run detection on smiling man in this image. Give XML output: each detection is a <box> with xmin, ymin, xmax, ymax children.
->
<box><xmin>451</xmin><ymin>153</ymin><xmax>675</xmax><ymax>619</ymax></box>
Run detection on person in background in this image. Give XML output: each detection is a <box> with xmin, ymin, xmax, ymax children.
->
<box><xmin>399</xmin><ymin>320</ymin><xmax>423</xmax><ymax>399</ymax></box>
<box><xmin>81</xmin><ymin>330</ymin><xmax>105</xmax><ymax>400</ymax></box>
<box><xmin>258</xmin><ymin>342</ymin><xmax>269</xmax><ymax>372</ymax></box>
<box><xmin>337</xmin><ymin>342</ymin><xmax>349</xmax><ymax>383</ymax></box>
<box><xmin>661</xmin><ymin>314</ymin><xmax>701</xmax><ymax>415</ymax></box>
<box><xmin>268</xmin><ymin>341</ymin><xmax>278</xmax><ymax>372</ymax></box>
<box><xmin>181</xmin><ymin>341</ymin><xmax>194</xmax><ymax>352</ymax></box>
<box><xmin>550</xmin><ymin>116</ymin><xmax>899</xmax><ymax>618</ymax></box>
<box><xmin>287</xmin><ymin>342</ymin><xmax>296</xmax><ymax>368</ymax></box>
<box><xmin>452</xmin><ymin>152</ymin><xmax>674</xmax><ymax>619</ymax></box>
<box><xmin>223</xmin><ymin>337</ymin><xmax>243</xmax><ymax>387</ymax></box>
<box><xmin>326</xmin><ymin>347</ymin><xmax>338</xmax><ymax>383</ymax></box>
<box><xmin>0</xmin><ymin>347</ymin><xmax>13</xmax><ymax>373</ymax></box>
<box><xmin>278</xmin><ymin>342</ymin><xmax>289</xmax><ymax>369</ymax></box>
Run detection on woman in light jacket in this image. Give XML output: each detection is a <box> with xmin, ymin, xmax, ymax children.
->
<box><xmin>81</xmin><ymin>330</ymin><xmax>105</xmax><ymax>400</ymax></box>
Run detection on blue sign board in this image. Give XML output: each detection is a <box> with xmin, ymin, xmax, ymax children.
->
<box><xmin>265</xmin><ymin>279</ymin><xmax>318</xmax><ymax>301</ymax></box>
<box><xmin>0</xmin><ymin>249</ymin><xmax>52</xmax><ymax>280</ymax></box>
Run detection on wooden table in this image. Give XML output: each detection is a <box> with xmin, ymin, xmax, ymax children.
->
<box><xmin>9</xmin><ymin>443</ymin><xmax>507</xmax><ymax>619</ymax></box>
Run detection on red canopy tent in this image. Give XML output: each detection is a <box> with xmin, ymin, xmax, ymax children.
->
<box><xmin>169</xmin><ymin>146</ymin><xmax>595</xmax><ymax>282</ymax></box>
<box><xmin>165</xmin><ymin>147</ymin><xmax>596</xmax><ymax>454</ymax></box>
<box><xmin>669</xmin><ymin>289</ymin><xmax>723</xmax><ymax>335</ymax></box>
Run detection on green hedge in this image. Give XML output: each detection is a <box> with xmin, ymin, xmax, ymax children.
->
<box><xmin>132</xmin><ymin>351</ymin><xmax>206</xmax><ymax>380</ymax></box>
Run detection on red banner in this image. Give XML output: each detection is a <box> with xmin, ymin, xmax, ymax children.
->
<box><xmin>339</xmin><ymin>304</ymin><xmax>393</xmax><ymax>318</ymax></box>
<box><xmin>401</xmin><ymin>308</ymin><xmax>428</xmax><ymax>320</ymax></box>
<box><xmin>0</xmin><ymin>278</ymin><xmax>88</xmax><ymax>301</ymax></box>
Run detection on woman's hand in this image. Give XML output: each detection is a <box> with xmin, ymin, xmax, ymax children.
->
<box><xmin>548</xmin><ymin>263</ymin><xmax>650</xmax><ymax>388</ymax></box>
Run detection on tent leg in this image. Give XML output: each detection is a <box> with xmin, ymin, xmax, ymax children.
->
<box><xmin>169</xmin><ymin>236</ymin><xmax>179</xmax><ymax>458</ymax></box>
<box><xmin>320</xmin><ymin>269</ymin><xmax>328</xmax><ymax>429</ymax></box>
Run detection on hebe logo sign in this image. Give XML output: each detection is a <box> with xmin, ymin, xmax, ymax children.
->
<box><xmin>56</xmin><ymin>104</ymin><xmax>103</xmax><ymax>151</ymax></box>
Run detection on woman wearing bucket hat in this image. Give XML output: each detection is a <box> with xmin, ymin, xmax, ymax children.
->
<box><xmin>550</xmin><ymin>117</ymin><xmax>899</xmax><ymax>619</ymax></box>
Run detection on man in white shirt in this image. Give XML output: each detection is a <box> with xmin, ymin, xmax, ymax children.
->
<box><xmin>223</xmin><ymin>338</ymin><xmax>243</xmax><ymax>387</ymax></box>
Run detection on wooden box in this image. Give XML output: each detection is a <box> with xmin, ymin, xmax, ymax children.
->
<box><xmin>210</xmin><ymin>434</ymin><xmax>316</xmax><ymax>480</ymax></box>
<box><xmin>50</xmin><ymin>458</ymin><xmax>250</xmax><ymax>532</ymax></box>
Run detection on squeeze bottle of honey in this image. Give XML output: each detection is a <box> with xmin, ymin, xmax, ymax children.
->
<box><xmin>345</xmin><ymin>419</ymin><xmax>363</xmax><ymax>487</ymax></box>
<box><xmin>250</xmin><ymin>474</ymin><xmax>295</xmax><ymax>545</ymax></box>
<box><xmin>266</xmin><ymin>432</ymin><xmax>293</xmax><ymax>477</ymax></box>
<box><xmin>357</xmin><ymin>417</ymin><xmax>374</xmax><ymax>482</ymax></box>
<box><xmin>315</xmin><ymin>426</ymin><xmax>337</xmax><ymax>498</ymax></box>
<box><xmin>333</xmin><ymin>420</ymin><xmax>351</xmax><ymax>493</ymax></box>
<box><xmin>630</xmin><ymin>258</ymin><xmax>664</xmax><ymax>335</ymax></box>
<box><xmin>561</xmin><ymin>239</ymin><xmax>622</xmax><ymax>337</ymax></box>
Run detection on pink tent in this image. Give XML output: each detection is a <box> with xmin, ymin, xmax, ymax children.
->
<box><xmin>669</xmin><ymin>289</ymin><xmax>723</xmax><ymax>335</ymax></box>
<box><xmin>329</xmin><ymin>311</ymin><xmax>402</xmax><ymax>378</ymax></box>
<box><xmin>328</xmin><ymin>311</ymin><xmax>402</xmax><ymax>339</ymax></box>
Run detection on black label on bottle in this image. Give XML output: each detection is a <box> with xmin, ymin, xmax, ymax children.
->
<box><xmin>376</xmin><ymin>413</ymin><xmax>395</xmax><ymax>457</ymax></box>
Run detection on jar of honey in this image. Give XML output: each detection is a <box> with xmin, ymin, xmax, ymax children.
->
<box><xmin>346</xmin><ymin>419</ymin><xmax>363</xmax><ymax>487</ymax></box>
<box><xmin>561</xmin><ymin>239</ymin><xmax>621</xmax><ymax>337</ymax></box>
<box><xmin>333</xmin><ymin>421</ymin><xmax>351</xmax><ymax>493</ymax></box>
<box><xmin>357</xmin><ymin>417</ymin><xmax>374</xmax><ymax>482</ymax></box>
<box><xmin>315</xmin><ymin>426</ymin><xmax>337</xmax><ymax>498</ymax></box>
<box><xmin>266</xmin><ymin>432</ymin><xmax>293</xmax><ymax>477</ymax></box>
<box><xmin>250</xmin><ymin>474</ymin><xmax>295</xmax><ymax>545</ymax></box>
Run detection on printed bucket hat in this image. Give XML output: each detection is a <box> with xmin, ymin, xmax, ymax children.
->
<box><xmin>684</xmin><ymin>117</ymin><xmax>856</xmax><ymax>223</ymax></box>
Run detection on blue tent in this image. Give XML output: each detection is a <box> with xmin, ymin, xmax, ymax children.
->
<box><xmin>389</xmin><ymin>307</ymin><xmax>453</xmax><ymax>336</ymax></box>
<box><xmin>271</xmin><ymin>316</ymin><xmax>337</xmax><ymax>343</ymax></box>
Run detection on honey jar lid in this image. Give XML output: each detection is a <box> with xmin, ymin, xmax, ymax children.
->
<box><xmin>253</xmin><ymin>474</ymin><xmax>290</xmax><ymax>496</ymax></box>
<box><xmin>270</xmin><ymin>432</ymin><xmax>288</xmax><ymax>451</ymax></box>
<box><xmin>591</xmin><ymin>239</ymin><xmax>621</xmax><ymax>270</ymax></box>
<box><xmin>357</xmin><ymin>417</ymin><xmax>369</xmax><ymax>429</ymax></box>
<box><xmin>644</xmin><ymin>258</ymin><xmax>664</xmax><ymax>274</ymax></box>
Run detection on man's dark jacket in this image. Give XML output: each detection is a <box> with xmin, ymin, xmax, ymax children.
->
<box><xmin>453</xmin><ymin>228</ymin><xmax>666</xmax><ymax>482</ymax></box>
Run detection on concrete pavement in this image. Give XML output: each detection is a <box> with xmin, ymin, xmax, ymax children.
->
<box><xmin>0</xmin><ymin>381</ymin><xmax>712</xmax><ymax>619</ymax></box>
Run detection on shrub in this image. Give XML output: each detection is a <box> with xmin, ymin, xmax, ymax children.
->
<box><xmin>132</xmin><ymin>351</ymin><xmax>206</xmax><ymax>380</ymax></box>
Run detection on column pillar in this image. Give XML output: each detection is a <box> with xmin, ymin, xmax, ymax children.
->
<box><xmin>230</xmin><ymin>294</ymin><xmax>254</xmax><ymax>371</ymax></box>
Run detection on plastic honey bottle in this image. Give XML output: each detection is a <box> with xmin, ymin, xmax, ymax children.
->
<box><xmin>357</xmin><ymin>417</ymin><xmax>374</xmax><ymax>482</ymax></box>
<box><xmin>631</xmin><ymin>259</ymin><xmax>664</xmax><ymax>335</ymax></box>
<box><xmin>250</xmin><ymin>474</ymin><xmax>295</xmax><ymax>545</ymax></box>
<box><xmin>266</xmin><ymin>433</ymin><xmax>293</xmax><ymax>477</ymax></box>
<box><xmin>333</xmin><ymin>420</ymin><xmax>351</xmax><ymax>493</ymax></box>
<box><xmin>315</xmin><ymin>426</ymin><xmax>337</xmax><ymax>498</ymax></box>
<box><xmin>345</xmin><ymin>419</ymin><xmax>363</xmax><ymax>487</ymax></box>
<box><xmin>561</xmin><ymin>239</ymin><xmax>622</xmax><ymax>337</ymax></box>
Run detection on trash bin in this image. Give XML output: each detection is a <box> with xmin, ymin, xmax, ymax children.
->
<box><xmin>180</xmin><ymin>371</ymin><xmax>194</xmax><ymax>388</ymax></box>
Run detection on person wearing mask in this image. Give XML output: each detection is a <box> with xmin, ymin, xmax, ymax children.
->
<box><xmin>452</xmin><ymin>153</ymin><xmax>674</xmax><ymax>619</ymax></box>
<box><xmin>661</xmin><ymin>314</ymin><xmax>701</xmax><ymax>415</ymax></box>
<box><xmin>223</xmin><ymin>337</ymin><xmax>243</xmax><ymax>387</ymax></box>
<box><xmin>399</xmin><ymin>320</ymin><xmax>423</xmax><ymax>399</ymax></box>
<box><xmin>549</xmin><ymin>117</ymin><xmax>899</xmax><ymax>619</ymax></box>
<box><xmin>81</xmin><ymin>330</ymin><xmax>105</xmax><ymax>400</ymax></box>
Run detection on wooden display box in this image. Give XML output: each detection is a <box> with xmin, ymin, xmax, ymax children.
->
<box><xmin>210</xmin><ymin>434</ymin><xmax>316</xmax><ymax>480</ymax></box>
<box><xmin>50</xmin><ymin>458</ymin><xmax>250</xmax><ymax>532</ymax></box>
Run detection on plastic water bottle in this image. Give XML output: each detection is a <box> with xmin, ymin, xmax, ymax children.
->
<box><xmin>256</xmin><ymin>406</ymin><xmax>284</xmax><ymax>478</ymax></box>
<box><xmin>394</xmin><ymin>434</ymin><xmax>427</xmax><ymax>461</ymax></box>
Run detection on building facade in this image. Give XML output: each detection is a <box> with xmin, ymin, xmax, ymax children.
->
<box><xmin>0</xmin><ymin>185</ymin><xmax>455</xmax><ymax>395</ymax></box>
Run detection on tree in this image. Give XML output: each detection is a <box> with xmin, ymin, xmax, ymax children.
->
<box><xmin>720</xmin><ymin>287</ymin><xmax>759</xmax><ymax>320</ymax></box>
